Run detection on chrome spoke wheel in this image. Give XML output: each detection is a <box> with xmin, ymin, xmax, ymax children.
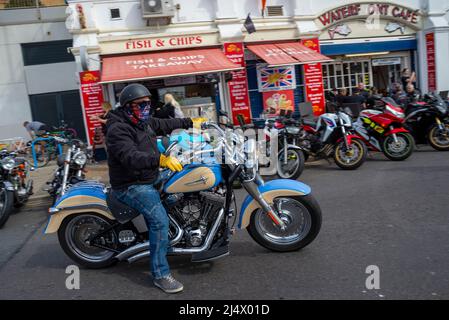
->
<box><xmin>254</xmin><ymin>198</ymin><xmax>312</xmax><ymax>245</ymax></box>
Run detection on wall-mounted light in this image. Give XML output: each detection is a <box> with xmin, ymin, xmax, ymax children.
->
<box><xmin>345</xmin><ymin>52</ymin><xmax>390</xmax><ymax>58</ymax></box>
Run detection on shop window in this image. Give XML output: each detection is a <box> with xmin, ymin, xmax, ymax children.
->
<box><xmin>21</xmin><ymin>40</ymin><xmax>74</xmax><ymax>66</ymax></box>
<box><xmin>323</xmin><ymin>60</ymin><xmax>373</xmax><ymax>94</ymax></box>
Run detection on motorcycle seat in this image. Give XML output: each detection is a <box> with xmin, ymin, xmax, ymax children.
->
<box><xmin>106</xmin><ymin>190</ymin><xmax>140</xmax><ymax>224</ymax></box>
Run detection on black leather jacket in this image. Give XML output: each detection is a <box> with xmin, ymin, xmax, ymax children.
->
<box><xmin>105</xmin><ymin>108</ymin><xmax>192</xmax><ymax>189</ymax></box>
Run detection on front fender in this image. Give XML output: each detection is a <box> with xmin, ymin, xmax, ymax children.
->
<box><xmin>44</xmin><ymin>181</ymin><xmax>114</xmax><ymax>234</ymax></box>
<box><xmin>338</xmin><ymin>134</ymin><xmax>362</xmax><ymax>146</ymax></box>
<box><xmin>238</xmin><ymin>179</ymin><xmax>311</xmax><ymax>229</ymax></box>
<box><xmin>385</xmin><ymin>128</ymin><xmax>409</xmax><ymax>136</ymax></box>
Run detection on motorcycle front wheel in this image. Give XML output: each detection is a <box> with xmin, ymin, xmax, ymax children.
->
<box><xmin>333</xmin><ymin>138</ymin><xmax>367</xmax><ymax>170</ymax></box>
<box><xmin>428</xmin><ymin>124</ymin><xmax>449</xmax><ymax>151</ymax></box>
<box><xmin>382</xmin><ymin>132</ymin><xmax>415</xmax><ymax>161</ymax></box>
<box><xmin>58</xmin><ymin>213</ymin><xmax>118</xmax><ymax>269</ymax></box>
<box><xmin>276</xmin><ymin>148</ymin><xmax>305</xmax><ymax>180</ymax></box>
<box><xmin>0</xmin><ymin>187</ymin><xmax>14</xmax><ymax>228</ymax></box>
<box><xmin>247</xmin><ymin>195</ymin><xmax>322</xmax><ymax>252</ymax></box>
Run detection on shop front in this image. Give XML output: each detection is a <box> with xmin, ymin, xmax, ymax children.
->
<box><xmin>243</xmin><ymin>40</ymin><xmax>332</xmax><ymax>119</ymax></box>
<box><xmin>315</xmin><ymin>2</ymin><xmax>422</xmax><ymax>95</ymax></box>
<box><xmin>78</xmin><ymin>33</ymin><xmax>333</xmax><ymax>146</ymax></box>
<box><xmin>99</xmin><ymin>47</ymin><xmax>241</xmax><ymax>122</ymax></box>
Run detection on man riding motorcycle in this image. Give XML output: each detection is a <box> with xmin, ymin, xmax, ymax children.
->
<box><xmin>106</xmin><ymin>83</ymin><xmax>196</xmax><ymax>293</ymax></box>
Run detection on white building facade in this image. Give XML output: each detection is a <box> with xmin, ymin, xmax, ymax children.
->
<box><xmin>0</xmin><ymin>3</ymin><xmax>88</xmax><ymax>141</ymax></box>
<box><xmin>2</xmin><ymin>0</ymin><xmax>449</xmax><ymax>141</ymax></box>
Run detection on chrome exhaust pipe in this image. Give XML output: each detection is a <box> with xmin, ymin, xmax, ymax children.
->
<box><xmin>116</xmin><ymin>216</ymin><xmax>184</xmax><ymax>261</ymax></box>
<box><xmin>126</xmin><ymin>209</ymin><xmax>225</xmax><ymax>263</ymax></box>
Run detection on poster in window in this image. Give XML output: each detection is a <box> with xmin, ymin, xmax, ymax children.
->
<box><xmin>262</xmin><ymin>90</ymin><xmax>295</xmax><ymax>117</ymax></box>
<box><xmin>257</xmin><ymin>65</ymin><xmax>296</xmax><ymax>92</ymax></box>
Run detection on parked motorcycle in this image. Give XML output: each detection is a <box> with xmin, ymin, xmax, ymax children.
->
<box><xmin>353</xmin><ymin>97</ymin><xmax>415</xmax><ymax>161</ymax></box>
<box><xmin>400</xmin><ymin>93</ymin><xmax>449</xmax><ymax>151</ymax></box>
<box><xmin>44</xmin><ymin>121</ymin><xmax>322</xmax><ymax>268</ymax></box>
<box><xmin>0</xmin><ymin>150</ymin><xmax>34</xmax><ymax>228</ymax></box>
<box><xmin>46</xmin><ymin>140</ymin><xmax>89</xmax><ymax>204</ymax></box>
<box><xmin>298</xmin><ymin>110</ymin><xmax>368</xmax><ymax>169</ymax></box>
<box><xmin>264</xmin><ymin>117</ymin><xmax>305</xmax><ymax>180</ymax></box>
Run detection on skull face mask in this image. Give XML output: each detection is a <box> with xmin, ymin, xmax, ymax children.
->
<box><xmin>126</xmin><ymin>100</ymin><xmax>151</xmax><ymax>124</ymax></box>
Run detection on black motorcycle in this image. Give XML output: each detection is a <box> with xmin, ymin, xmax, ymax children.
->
<box><xmin>401</xmin><ymin>93</ymin><xmax>449</xmax><ymax>151</ymax></box>
<box><xmin>0</xmin><ymin>150</ymin><xmax>34</xmax><ymax>228</ymax></box>
<box><xmin>46</xmin><ymin>140</ymin><xmax>90</xmax><ymax>204</ymax></box>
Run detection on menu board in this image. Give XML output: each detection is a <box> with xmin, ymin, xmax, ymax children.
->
<box><xmin>224</xmin><ymin>42</ymin><xmax>252</xmax><ymax>125</ymax></box>
<box><xmin>301</xmin><ymin>38</ymin><xmax>326</xmax><ymax>116</ymax></box>
<box><xmin>426</xmin><ymin>33</ymin><xmax>436</xmax><ymax>92</ymax></box>
<box><xmin>79</xmin><ymin>70</ymin><xmax>104</xmax><ymax>146</ymax></box>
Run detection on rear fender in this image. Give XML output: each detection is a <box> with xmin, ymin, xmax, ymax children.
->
<box><xmin>44</xmin><ymin>182</ymin><xmax>114</xmax><ymax>234</ymax></box>
<box><xmin>238</xmin><ymin>179</ymin><xmax>311</xmax><ymax>229</ymax></box>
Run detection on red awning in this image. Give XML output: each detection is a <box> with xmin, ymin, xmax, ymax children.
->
<box><xmin>100</xmin><ymin>48</ymin><xmax>242</xmax><ymax>83</ymax></box>
<box><xmin>247</xmin><ymin>42</ymin><xmax>332</xmax><ymax>67</ymax></box>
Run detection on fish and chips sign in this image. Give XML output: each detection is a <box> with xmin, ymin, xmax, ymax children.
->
<box><xmin>316</xmin><ymin>3</ymin><xmax>421</xmax><ymax>29</ymax></box>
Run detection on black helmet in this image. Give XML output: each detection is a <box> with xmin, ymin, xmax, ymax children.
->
<box><xmin>119</xmin><ymin>84</ymin><xmax>151</xmax><ymax>107</ymax></box>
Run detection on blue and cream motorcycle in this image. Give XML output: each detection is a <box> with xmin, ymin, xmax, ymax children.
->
<box><xmin>44</xmin><ymin>122</ymin><xmax>322</xmax><ymax>268</ymax></box>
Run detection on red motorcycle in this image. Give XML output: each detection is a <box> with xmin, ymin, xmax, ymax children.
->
<box><xmin>352</xmin><ymin>97</ymin><xmax>415</xmax><ymax>161</ymax></box>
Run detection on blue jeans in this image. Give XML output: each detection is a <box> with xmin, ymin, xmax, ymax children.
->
<box><xmin>113</xmin><ymin>184</ymin><xmax>170</xmax><ymax>279</ymax></box>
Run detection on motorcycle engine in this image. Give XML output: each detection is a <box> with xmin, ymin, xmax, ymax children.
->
<box><xmin>165</xmin><ymin>191</ymin><xmax>225</xmax><ymax>247</ymax></box>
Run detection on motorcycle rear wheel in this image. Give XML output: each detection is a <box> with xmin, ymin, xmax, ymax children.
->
<box><xmin>428</xmin><ymin>124</ymin><xmax>449</xmax><ymax>151</ymax></box>
<box><xmin>58</xmin><ymin>213</ymin><xmax>118</xmax><ymax>269</ymax></box>
<box><xmin>0</xmin><ymin>188</ymin><xmax>14</xmax><ymax>228</ymax></box>
<box><xmin>333</xmin><ymin>138</ymin><xmax>367</xmax><ymax>170</ymax></box>
<box><xmin>382</xmin><ymin>132</ymin><xmax>415</xmax><ymax>161</ymax></box>
<box><xmin>247</xmin><ymin>195</ymin><xmax>322</xmax><ymax>252</ymax></box>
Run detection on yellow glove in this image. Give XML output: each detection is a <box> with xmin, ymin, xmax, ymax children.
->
<box><xmin>192</xmin><ymin>117</ymin><xmax>208</xmax><ymax>130</ymax></box>
<box><xmin>160</xmin><ymin>154</ymin><xmax>183</xmax><ymax>172</ymax></box>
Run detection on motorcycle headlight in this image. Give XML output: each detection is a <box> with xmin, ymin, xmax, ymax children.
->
<box><xmin>386</xmin><ymin>106</ymin><xmax>405</xmax><ymax>119</ymax></box>
<box><xmin>1</xmin><ymin>157</ymin><xmax>15</xmax><ymax>170</ymax></box>
<box><xmin>73</xmin><ymin>152</ymin><xmax>87</xmax><ymax>166</ymax></box>
<box><xmin>435</xmin><ymin>103</ymin><xmax>448</xmax><ymax>116</ymax></box>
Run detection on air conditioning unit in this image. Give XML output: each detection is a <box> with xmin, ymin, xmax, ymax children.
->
<box><xmin>141</xmin><ymin>0</ymin><xmax>175</xmax><ymax>18</ymax></box>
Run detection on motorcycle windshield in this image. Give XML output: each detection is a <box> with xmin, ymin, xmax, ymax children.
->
<box><xmin>430</xmin><ymin>93</ymin><xmax>448</xmax><ymax>115</ymax></box>
<box><xmin>382</xmin><ymin>97</ymin><xmax>401</xmax><ymax>108</ymax></box>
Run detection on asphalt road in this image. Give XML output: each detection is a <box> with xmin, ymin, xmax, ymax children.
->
<box><xmin>0</xmin><ymin>146</ymin><xmax>448</xmax><ymax>300</ymax></box>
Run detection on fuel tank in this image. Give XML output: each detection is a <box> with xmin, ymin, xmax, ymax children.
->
<box><xmin>163</xmin><ymin>164</ymin><xmax>222</xmax><ymax>194</ymax></box>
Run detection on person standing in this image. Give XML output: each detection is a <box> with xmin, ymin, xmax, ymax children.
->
<box><xmin>152</xmin><ymin>93</ymin><xmax>185</xmax><ymax>119</ymax></box>
<box><xmin>401</xmin><ymin>68</ymin><xmax>416</xmax><ymax>90</ymax></box>
<box><xmin>356</xmin><ymin>83</ymin><xmax>370</xmax><ymax>101</ymax></box>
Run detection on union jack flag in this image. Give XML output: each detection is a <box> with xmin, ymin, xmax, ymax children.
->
<box><xmin>257</xmin><ymin>65</ymin><xmax>296</xmax><ymax>92</ymax></box>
